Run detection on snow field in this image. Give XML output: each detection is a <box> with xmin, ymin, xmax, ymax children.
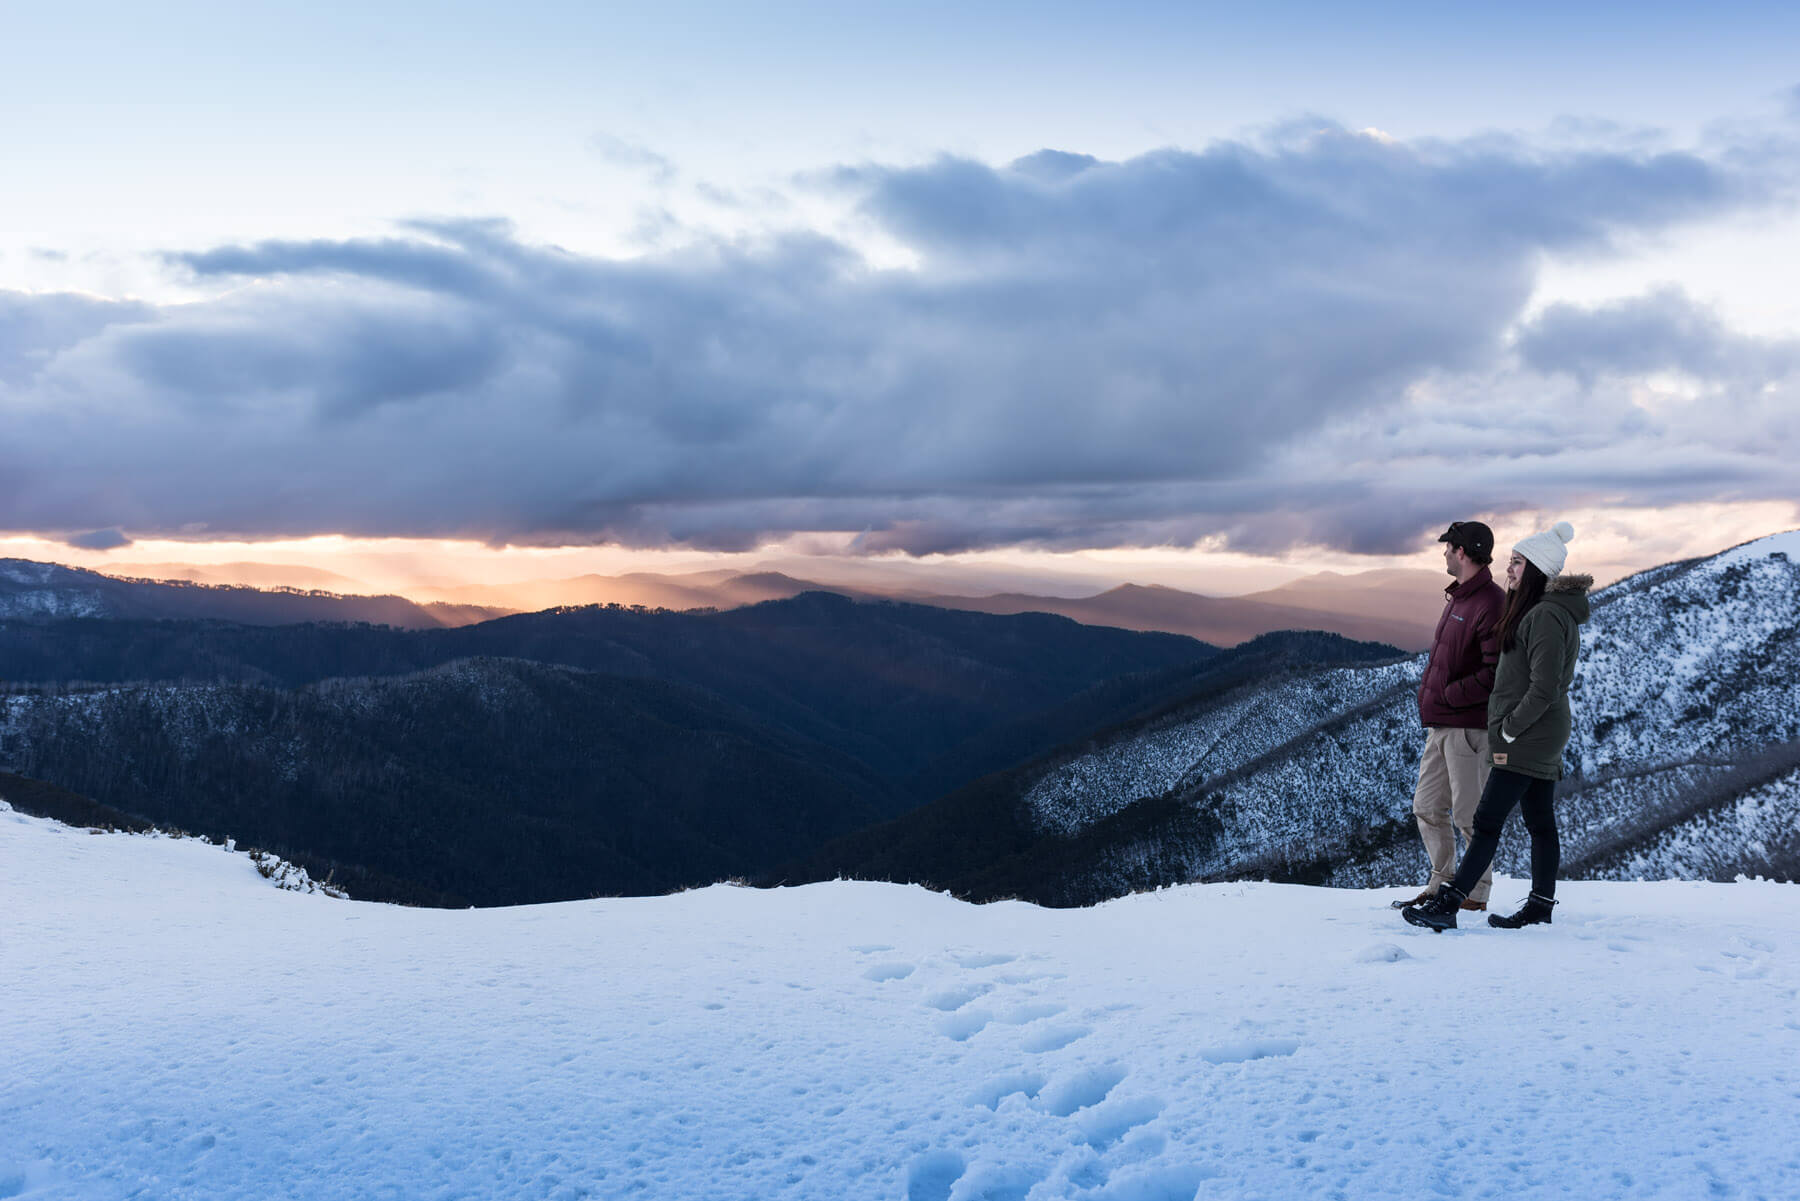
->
<box><xmin>2</xmin><ymin>805</ymin><xmax>1798</xmax><ymax>1200</ymax></box>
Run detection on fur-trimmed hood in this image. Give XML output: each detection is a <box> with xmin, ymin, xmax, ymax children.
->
<box><xmin>1539</xmin><ymin>574</ymin><xmax>1592</xmax><ymax>625</ymax></box>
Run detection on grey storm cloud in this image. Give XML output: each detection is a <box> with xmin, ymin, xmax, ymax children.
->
<box><xmin>1516</xmin><ymin>287</ymin><xmax>1800</xmax><ymax>383</ymax></box>
<box><xmin>0</xmin><ymin>122</ymin><xmax>1794</xmax><ymax>555</ymax></box>
<box><xmin>64</xmin><ymin>528</ymin><xmax>132</xmax><ymax>551</ymax></box>
<box><xmin>0</xmin><ymin>290</ymin><xmax>154</xmax><ymax>387</ymax></box>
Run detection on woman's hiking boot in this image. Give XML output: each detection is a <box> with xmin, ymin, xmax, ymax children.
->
<box><xmin>1401</xmin><ymin>883</ymin><xmax>1466</xmax><ymax>932</ymax></box>
<box><xmin>1488</xmin><ymin>893</ymin><xmax>1557</xmax><ymax>929</ymax></box>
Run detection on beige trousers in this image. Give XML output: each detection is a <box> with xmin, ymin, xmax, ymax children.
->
<box><xmin>1411</xmin><ymin>726</ymin><xmax>1493</xmax><ymax>903</ymax></box>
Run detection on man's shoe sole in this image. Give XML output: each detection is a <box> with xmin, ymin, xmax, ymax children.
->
<box><xmin>1400</xmin><ymin>908</ymin><xmax>1456</xmax><ymax>933</ymax></box>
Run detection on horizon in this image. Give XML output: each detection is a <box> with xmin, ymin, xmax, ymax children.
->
<box><xmin>5</xmin><ymin>519</ymin><xmax>1792</xmax><ymax>614</ymax></box>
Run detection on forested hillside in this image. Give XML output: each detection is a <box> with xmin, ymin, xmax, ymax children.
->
<box><xmin>3</xmin><ymin>659</ymin><xmax>889</xmax><ymax>906</ymax></box>
<box><xmin>0</xmin><ymin>594</ymin><xmax>1263</xmax><ymax>903</ymax></box>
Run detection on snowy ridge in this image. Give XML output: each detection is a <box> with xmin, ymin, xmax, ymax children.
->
<box><xmin>4</xmin><ymin>803</ymin><xmax>1798</xmax><ymax>1200</ymax></box>
<box><xmin>0</xmin><ymin>558</ymin><xmax>115</xmax><ymax>619</ymax></box>
<box><xmin>0</xmin><ymin>559</ymin><xmax>107</xmax><ymax>618</ymax></box>
<box><xmin>0</xmin><ymin>561</ymin><xmax>59</xmax><ymax>586</ymax></box>
<box><xmin>1713</xmin><ymin>528</ymin><xmax>1800</xmax><ymax>569</ymax></box>
<box><xmin>0</xmin><ymin>556</ymin><xmax>492</xmax><ymax>627</ymax></box>
<box><xmin>1023</xmin><ymin>660</ymin><xmax>1418</xmax><ymax>836</ymax></box>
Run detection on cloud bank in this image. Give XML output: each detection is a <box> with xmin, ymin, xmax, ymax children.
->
<box><xmin>2</xmin><ymin>121</ymin><xmax>1795</xmax><ymax>556</ymax></box>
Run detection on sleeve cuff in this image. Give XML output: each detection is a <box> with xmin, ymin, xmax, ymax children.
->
<box><xmin>1501</xmin><ymin>728</ymin><xmax>1516</xmax><ymax>744</ymax></box>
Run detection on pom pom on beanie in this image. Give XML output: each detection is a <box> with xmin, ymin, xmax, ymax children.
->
<box><xmin>1514</xmin><ymin>521</ymin><xmax>1575</xmax><ymax>578</ymax></box>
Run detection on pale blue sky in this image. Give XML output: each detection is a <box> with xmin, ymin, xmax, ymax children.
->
<box><xmin>10</xmin><ymin>0</ymin><xmax>1800</xmax><ymax>263</ymax></box>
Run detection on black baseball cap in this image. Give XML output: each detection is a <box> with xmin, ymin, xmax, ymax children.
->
<box><xmin>1438</xmin><ymin>520</ymin><xmax>1495</xmax><ymax>562</ymax></box>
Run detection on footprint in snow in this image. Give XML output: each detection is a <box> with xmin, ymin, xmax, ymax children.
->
<box><xmin>1197</xmin><ymin>1037</ymin><xmax>1302</xmax><ymax>1065</ymax></box>
<box><xmin>1719</xmin><ymin>937</ymin><xmax>1774</xmax><ymax>980</ymax></box>
<box><xmin>0</xmin><ymin>1162</ymin><xmax>52</xmax><ymax>1200</ymax></box>
<box><xmin>850</xmin><ymin>944</ymin><xmax>894</xmax><ymax>954</ymax></box>
<box><xmin>970</xmin><ymin>1071</ymin><xmax>1045</xmax><ymax>1110</ymax></box>
<box><xmin>952</xmin><ymin>952</ymin><xmax>1018</xmax><ymax>969</ymax></box>
<box><xmin>923</xmin><ymin>984</ymin><xmax>991</xmax><ymax>1012</ymax></box>
<box><xmin>864</xmin><ymin>962</ymin><xmax>916</xmax><ymax>983</ymax></box>
<box><xmin>999</xmin><ymin>1001</ymin><xmax>1066</xmax><ymax>1024</ymax></box>
<box><xmin>996</xmin><ymin>971</ymin><xmax>1063</xmax><ymax>986</ymax></box>
<box><xmin>942</xmin><ymin>1162</ymin><xmax>1040</xmax><ymax>1201</ymax></box>
<box><xmin>1021</xmin><ymin>1024</ymin><xmax>1092</xmax><ymax>1053</ymax></box>
<box><xmin>904</xmin><ymin>1150</ymin><xmax>965</xmax><ymax>1201</ymax></box>
<box><xmin>1086</xmin><ymin>1160</ymin><xmax>1214</xmax><ymax>1199</ymax></box>
<box><xmin>1074</xmin><ymin>1095</ymin><xmax>1165</xmax><ymax>1151</ymax></box>
<box><xmin>1038</xmin><ymin>1064</ymin><xmax>1128</xmax><ymax>1117</ymax></box>
<box><xmin>1722</xmin><ymin>937</ymin><xmax>1772</xmax><ymax>959</ymax></box>
<box><xmin>936</xmin><ymin>1009</ymin><xmax>993</xmax><ymax>1042</ymax></box>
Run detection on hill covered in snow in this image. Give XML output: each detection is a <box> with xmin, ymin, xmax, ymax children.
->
<box><xmin>794</xmin><ymin>531</ymin><xmax>1800</xmax><ymax>904</ymax></box>
<box><xmin>2</xmin><ymin>801</ymin><xmax>1795</xmax><ymax>1201</ymax></box>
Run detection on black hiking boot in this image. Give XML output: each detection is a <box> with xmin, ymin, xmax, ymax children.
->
<box><xmin>1488</xmin><ymin>892</ymin><xmax>1556</xmax><ymax>929</ymax></box>
<box><xmin>1401</xmin><ymin>884</ymin><xmax>1466</xmax><ymax>932</ymax></box>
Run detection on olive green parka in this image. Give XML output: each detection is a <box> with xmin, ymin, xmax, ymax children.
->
<box><xmin>1487</xmin><ymin>573</ymin><xmax>1593</xmax><ymax>780</ymax></box>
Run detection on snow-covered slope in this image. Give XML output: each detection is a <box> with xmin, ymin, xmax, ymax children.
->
<box><xmin>994</xmin><ymin>531</ymin><xmax>1800</xmax><ymax>901</ymax></box>
<box><xmin>2</xmin><ymin>803</ymin><xmax>1796</xmax><ymax>1201</ymax></box>
<box><xmin>1024</xmin><ymin>660</ymin><xmax>1419</xmax><ymax>836</ymax></box>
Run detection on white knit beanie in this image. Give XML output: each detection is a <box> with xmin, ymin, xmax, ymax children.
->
<box><xmin>1514</xmin><ymin>521</ymin><xmax>1575</xmax><ymax>578</ymax></box>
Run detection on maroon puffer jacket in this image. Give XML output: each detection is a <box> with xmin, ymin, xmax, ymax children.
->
<box><xmin>1417</xmin><ymin>566</ymin><xmax>1505</xmax><ymax>729</ymax></box>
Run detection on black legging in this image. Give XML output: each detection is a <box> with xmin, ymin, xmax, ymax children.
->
<box><xmin>1450</xmin><ymin>766</ymin><xmax>1560</xmax><ymax>899</ymax></box>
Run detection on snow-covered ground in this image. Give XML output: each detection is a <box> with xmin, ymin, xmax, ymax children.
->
<box><xmin>3</xmin><ymin>805</ymin><xmax>1797</xmax><ymax>1201</ymax></box>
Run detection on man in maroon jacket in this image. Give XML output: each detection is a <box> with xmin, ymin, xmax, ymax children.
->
<box><xmin>1392</xmin><ymin>521</ymin><xmax>1506</xmax><ymax>912</ymax></box>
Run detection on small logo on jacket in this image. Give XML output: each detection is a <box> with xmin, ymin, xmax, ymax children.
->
<box><xmin>1492</xmin><ymin>752</ymin><xmax>1509</xmax><ymax>766</ymax></box>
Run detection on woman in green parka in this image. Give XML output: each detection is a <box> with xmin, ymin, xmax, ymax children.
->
<box><xmin>1404</xmin><ymin>521</ymin><xmax>1591</xmax><ymax>932</ymax></box>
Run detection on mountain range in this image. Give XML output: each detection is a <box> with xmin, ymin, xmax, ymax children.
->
<box><xmin>51</xmin><ymin>557</ymin><xmax>1450</xmax><ymax>648</ymax></box>
<box><xmin>5</xmin><ymin>532</ymin><xmax>1793</xmax><ymax>909</ymax></box>
<box><xmin>2</xmin><ymin>589</ymin><xmax>1401</xmax><ymax>904</ymax></box>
